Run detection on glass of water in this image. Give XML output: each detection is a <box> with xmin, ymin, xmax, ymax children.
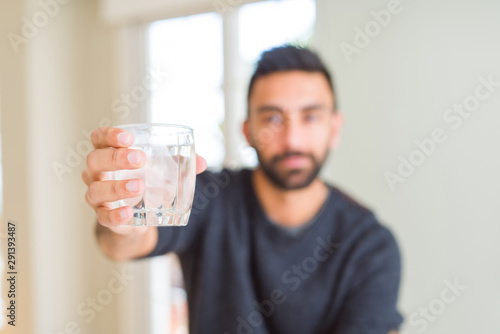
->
<box><xmin>112</xmin><ymin>123</ymin><xmax>196</xmax><ymax>226</ymax></box>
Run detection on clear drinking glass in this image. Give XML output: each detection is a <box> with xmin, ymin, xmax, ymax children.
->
<box><xmin>112</xmin><ymin>123</ymin><xmax>196</xmax><ymax>226</ymax></box>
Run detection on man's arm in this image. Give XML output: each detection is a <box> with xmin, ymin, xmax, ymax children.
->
<box><xmin>331</xmin><ymin>219</ymin><xmax>404</xmax><ymax>334</ymax></box>
<box><xmin>95</xmin><ymin>223</ymin><xmax>158</xmax><ymax>261</ymax></box>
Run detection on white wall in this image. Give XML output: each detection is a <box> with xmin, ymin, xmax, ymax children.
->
<box><xmin>0</xmin><ymin>1</ymin><xmax>33</xmax><ymax>332</ymax></box>
<box><xmin>0</xmin><ymin>0</ymin><xmax>136</xmax><ymax>333</ymax></box>
<box><xmin>315</xmin><ymin>0</ymin><xmax>500</xmax><ymax>333</ymax></box>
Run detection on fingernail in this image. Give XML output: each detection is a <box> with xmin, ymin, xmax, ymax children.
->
<box><xmin>118</xmin><ymin>132</ymin><xmax>132</xmax><ymax>145</ymax></box>
<box><xmin>127</xmin><ymin>151</ymin><xmax>141</xmax><ymax>164</ymax></box>
<box><xmin>120</xmin><ymin>207</ymin><xmax>130</xmax><ymax>219</ymax></box>
<box><xmin>126</xmin><ymin>180</ymin><xmax>139</xmax><ymax>192</ymax></box>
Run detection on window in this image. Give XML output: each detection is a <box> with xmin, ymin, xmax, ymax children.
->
<box><xmin>239</xmin><ymin>0</ymin><xmax>316</xmax><ymax>64</ymax></box>
<box><xmin>149</xmin><ymin>12</ymin><xmax>225</xmax><ymax>168</ymax></box>
<box><xmin>237</xmin><ymin>0</ymin><xmax>316</xmax><ymax>167</ymax></box>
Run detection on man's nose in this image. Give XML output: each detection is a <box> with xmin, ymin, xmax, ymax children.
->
<box><xmin>282</xmin><ymin>117</ymin><xmax>306</xmax><ymax>151</ymax></box>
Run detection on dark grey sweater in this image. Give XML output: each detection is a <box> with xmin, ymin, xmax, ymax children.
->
<box><xmin>140</xmin><ymin>168</ymin><xmax>403</xmax><ymax>334</ymax></box>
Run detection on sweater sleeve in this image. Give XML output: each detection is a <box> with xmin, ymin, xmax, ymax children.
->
<box><xmin>135</xmin><ymin>169</ymin><xmax>216</xmax><ymax>258</ymax></box>
<box><xmin>332</xmin><ymin>219</ymin><xmax>404</xmax><ymax>334</ymax></box>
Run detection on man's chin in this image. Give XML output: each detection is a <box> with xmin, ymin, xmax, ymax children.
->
<box><xmin>265</xmin><ymin>168</ymin><xmax>318</xmax><ymax>190</ymax></box>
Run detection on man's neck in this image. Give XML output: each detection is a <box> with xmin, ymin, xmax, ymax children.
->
<box><xmin>251</xmin><ymin>168</ymin><xmax>329</xmax><ymax>228</ymax></box>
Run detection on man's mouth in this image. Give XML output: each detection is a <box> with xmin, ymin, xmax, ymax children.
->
<box><xmin>279</xmin><ymin>155</ymin><xmax>310</xmax><ymax>168</ymax></box>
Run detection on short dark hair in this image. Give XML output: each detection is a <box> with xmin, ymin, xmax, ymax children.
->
<box><xmin>247</xmin><ymin>44</ymin><xmax>337</xmax><ymax>112</ymax></box>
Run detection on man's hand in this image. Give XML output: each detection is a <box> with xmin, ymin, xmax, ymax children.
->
<box><xmin>82</xmin><ymin>126</ymin><xmax>207</xmax><ymax>260</ymax></box>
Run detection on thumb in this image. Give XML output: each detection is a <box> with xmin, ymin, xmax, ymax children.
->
<box><xmin>196</xmin><ymin>154</ymin><xmax>207</xmax><ymax>174</ymax></box>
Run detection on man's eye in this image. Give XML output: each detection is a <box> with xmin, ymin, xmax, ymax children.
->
<box><xmin>305</xmin><ymin>113</ymin><xmax>319</xmax><ymax>121</ymax></box>
<box><xmin>266</xmin><ymin>114</ymin><xmax>282</xmax><ymax>123</ymax></box>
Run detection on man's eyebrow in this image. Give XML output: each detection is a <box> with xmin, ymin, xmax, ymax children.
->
<box><xmin>256</xmin><ymin>105</ymin><xmax>284</xmax><ymax>114</ymax></box>
<box><xmin>301</xmin><ymin>104</ymin><xmax>328</xmax><ymax>112</ymax></box>
<box><xmin>256</xmin><ymin>104</ymin><xmax>328</xmax><ymax>113</ymax></box>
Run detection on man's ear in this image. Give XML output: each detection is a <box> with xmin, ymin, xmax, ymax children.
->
<box><xmin>329</xmin><ymin>111</ymin><xmax>343</xmax><ymax>150</ymax></box>
<box><xmin>242</xmin><ymin>119</ymin><xmax>253</xmax><ymax>148</ymax></box>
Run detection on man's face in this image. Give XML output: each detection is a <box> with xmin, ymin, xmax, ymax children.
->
<box><xmin>244</xmin><ymin>70</ymin><xmax>342</xmax><ymax>190</ymax></box>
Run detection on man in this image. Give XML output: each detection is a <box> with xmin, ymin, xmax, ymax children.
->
<box><xmin>82</xmin><ymin>45</ymin><xmax>403</xmax><ymax>334</ymax></box>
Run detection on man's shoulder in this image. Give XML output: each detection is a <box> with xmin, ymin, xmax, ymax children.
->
<box><xmin>330</xmin><ymin>184</ymin><xmax>372</xmax><ymax>214</ymax></box>
<box><xmin>325</xmin><ymin>183</ymin><xmax>398</xmax><ymax>248</ymax></box>
<box><xmin>193</xmin><ymin>167</ymin><xmax>252</xmax><ymax>208</ymax></box>
<box><xmin>326</xmin><ymin>183</ymin><xmax>376</xmax><ymax>226</ymax></box>
<box><xmin>195</xmin><ymin>167</ymin><xmax>250</xmax><ymax>190</ymax></box>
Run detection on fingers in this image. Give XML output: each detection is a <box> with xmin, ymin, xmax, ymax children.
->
<box><xmin>96</xmin><ymin>207</ymin><xmax>151</xmax><ymax>238</ymax></box>
<box><xmin>81</xmin><ymin>169</ymin><xmax>89</xmax><ymax>185</ymax></box>
<box><xmin>84</xmin><ymin>127</ymin><xmax>145</xmax><ymax>185</ymax></box>
<box><xmin>91</xmin><ymin>127</ymin><xmax>134</xmax><ymax>149</ymax></box>
<box><xmin>86</xmin><ymin>179</ymin><xmax>144</xmax><ymax>206</ymax></box>
<box><xmin>196</xmin><ymin>154</ymin><xmax>207</xmax><ymax>174</ymax></box>
<box><xmin>85</xmin><ymin>148</ymin><xmax>146</xmax><ymax>183</ymax></box>
<box><xmin>97</xmin><ymin>205</ymin><xmax>133</xmax><ymax>228</ymax></box>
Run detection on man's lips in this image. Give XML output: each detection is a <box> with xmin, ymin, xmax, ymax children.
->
<box><xmin>279</xmin><ymin>155</ymin><xmax>310</xmax><ymax>168</ymax></box>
